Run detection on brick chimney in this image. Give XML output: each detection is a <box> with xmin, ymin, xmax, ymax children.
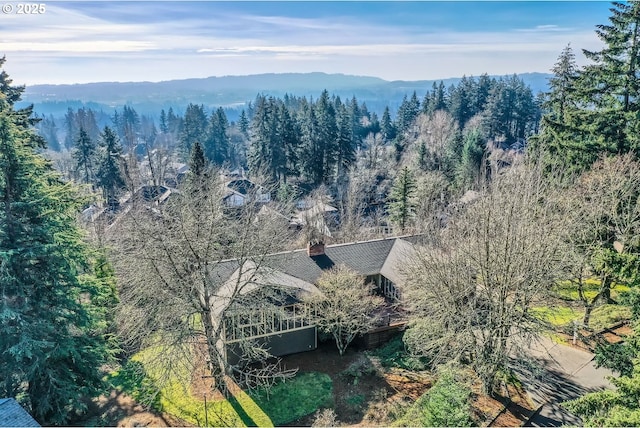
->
<box><xmin>307</xmin><ymin>241</ymin><xmax>325</xmax><ymax>257</ymax></box>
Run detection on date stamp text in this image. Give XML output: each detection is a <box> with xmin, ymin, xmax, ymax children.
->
<box><xmin>2</xmin><ymin>3</ymin><xmax>46</xmax><ymax>14</ymax></box>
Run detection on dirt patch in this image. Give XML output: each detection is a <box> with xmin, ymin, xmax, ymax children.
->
<box><xmin>281</xmin><ymin>341</ymin><xmax>430</xmax><ymax>426</ymax></box>
<box><xmin>384</xmin><ymin>369</ymin><xmax>432</xmax><ymax>400</ymax></box>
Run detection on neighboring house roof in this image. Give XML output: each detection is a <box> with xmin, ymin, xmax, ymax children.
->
<box><xmin>0</xmin><ymin>399</ymin><xmax>39</xmax><ymax>427</ymax></box>
<box><xmin>223</xmin><ymin>189</ymin><xmax>247</xmax><ymax>201</ymax></box>
<box><xmin>225</xmin><ymin>179</ymin><xmax>257</xmax><ymax>195</ymax></box>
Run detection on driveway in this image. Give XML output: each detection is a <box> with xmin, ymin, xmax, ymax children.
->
<box><xmin>512</xmin><ymin>336</ymin><xmax>614</xmax><ymax>427</ymax></box>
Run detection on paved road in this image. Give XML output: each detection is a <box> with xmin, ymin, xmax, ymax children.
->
<box><xmin>512</xmin><ymin>336</ymin><xmax>614</xmax><ymax>427</ymax></box>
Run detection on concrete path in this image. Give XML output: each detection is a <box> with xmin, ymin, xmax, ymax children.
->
<box><xmin>512</xmin><ymin>336</ymin><xmax>614</xmax><ymax>427</ymax></box>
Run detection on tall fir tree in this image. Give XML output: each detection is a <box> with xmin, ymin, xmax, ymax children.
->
<box><xmin>539</xmin><ymin>3</ymin><xmax>640</xmax><ymax>171</ymax></box>
<box><xmin>0</xmin><ymin>58</ymin><xmax>116</xmax><ymax>425</ymax></box>
<box><xmin>388</xmin><ymin>166</ymin><xmax>417</xmax><ymax>232</ymax></box>
<box><xmin>205</xmin><ymin>107</ymin><xmax>230</xmax><ymax>166</ymax></box>
<box><xmin>381</xmin><ymin>106</ymin><xmax>396</xmax><ymax>142</ymax></box>
<box><xmin>189</xmin><ymin>140</ymin><xmax>207</xmax><ymax>178</ymax></box>
<box><xmin>179</xmin><ymin>103</ymin><xmax>208</xmax><ymax>159</ymax></box>
<box><xmin>96</xmin><ymin>126</ymin><xmax>125</xmax><ymax>209</ymax></box>
<box><xmin>72</xmin><ymin>127</ymin><xmax>97</xmax><ymax>186</ymax></box>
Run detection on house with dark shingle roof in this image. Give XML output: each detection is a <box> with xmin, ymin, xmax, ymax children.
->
<box><xmin>215</xmin><ymin>236</ymin><xmax>420</xmax><ymax>364</ymax></box>
<box><xmin>0</xmin><ymin>399</ymin><xmax>39</xmax><ymax>427</ymax></box>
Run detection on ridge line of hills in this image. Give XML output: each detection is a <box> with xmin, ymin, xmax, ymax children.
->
<box><xmin>19</xmin><ymin>71</ymin><xmax>552</xmax><ymax>118</ymax></box>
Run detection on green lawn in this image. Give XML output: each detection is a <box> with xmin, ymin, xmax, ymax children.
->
<box><xmin>532</xmin><ymin>303</ymin><xmax>631</xmax><ymax>332</ymax></box>
<box><xmin>531</xmin><ymin>306</ymin><xmax>582</xmax><ymax>327</ymax></box>
<box><xmin>111</xmin><ymin>347</ymin><xmax>332</xmax><ymax>427</ymax></box>
<box><xmin>250</xmin><ymin>372</ymin><xmax>333</xmax><ymax>425</ymax></box>
<box><xmin>554</xmin><ymin>279</ymin><xmax>630</xmax><ymax>302</ymax></box>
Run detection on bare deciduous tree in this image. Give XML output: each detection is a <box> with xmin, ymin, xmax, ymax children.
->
<box><xmin>409</xmin><ymin>111</ymin><xmax>458</xmax><ymax>171</ymax></box>
<box><xmin>306</xmin><ymin>265</ymin><xmax>384</xmax><ymax>356</ymax></box>
<box><xmin>110</xmin><ymin>171</ymin><xmax>296</xmax><ymax>397</ymax></box>
<box><xmin>401</xmin><ymin>162</ymin><xmax>570</xmax><ymax>393</ymax></box>
<box><xmin>565</xmin><ymin>154</ymin><xmax>640</xmax><ymax>327</ymax></box>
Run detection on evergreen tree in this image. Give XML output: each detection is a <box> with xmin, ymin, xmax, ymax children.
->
<box><xmin>0</xmin><ymin>58</ymin><xmax>116</xmax><ymax>425</ymax></box>
<box><xmin>179</xmin><ymin>103</ymin><xmax>207</xmax><ymax>159</ymax></box>
<box><xmin>188</xmin><ymin>140</ymin><xmax>207</xmax><ymax>178</ymax></box>
<box><xmin>448</xmin><ymin>75</ymin><xmax>474</xmax><ymax>128</ymax></box>
<box><xmin>159</xmin><ymin>109</ymin><xmax>168</xmax><ymax>134</ymax></box>
<box><xmin>238</xmin><ymin>109</ymin><xmax>250</xmax><ymax>137</ymax></box>
<box><xmin>427</xmin><ymin>81</ymin><xmax>448</xmax><ymax>115</ymax></box>
<box><xmin>481</xmin><ymin>75</ymin><xmax>537</xmax><ymax>145</ymax></box>
<box><xmin>36</xmin><ymin>114</ymin><xmax>60</xmax><ymax>152</ymax></box>
<box><xmin>248</xmin><ymin>96</ymin><xmax>280</xmax><ymax>181</ymax></box>
<box><xmin>532</xmin><ymin>44</ymin><xmax>581</xmax><ymax>165</ymax></box>
<box><xmin>473</xmin><ymin>74</ymin><xmax>494</xmax><ymax>115</ymax></box>
<box><xmin>114</xmin><ymin>105</ymin><xmax>140</xmax><ymax>149</ymax></box>
<box><xmin>299</xmin><ymin>101</ymin><xmax>323</xmax><ymax>184</ymax></box>
<box><xmin>539</xmin><ymin>3</ymin><xmax>640</xmax><ymax>171</ymax></box>
<box><xmin>347</xmin><ymin>96</ymin><xmax>363</xmax><ymax>149</ymax></box>
<box><xmin>205</xmin><ymin>107</ymin><xmax>230</xmax><ymax>166</ymax></box>
<box><xmin>72</xmin><ymin>127</ymin><xmax>97</xmax><ymax>186</ymax></box>
<box><xmin>275</xmin><ymin>100</ymin><xmax>300</xmax><ymax>181</ymax></box>
<box><xmin>455</xmin><ymin>128</ymin><xmax>486</xmax><ymax>189</ymax></box>
<box><xmin>396</xmin><ymin>92</ymin><xmax>421</xmax><ymax>135</ymax></box>
<box><xmin>380</xmin><ymin>106</ymin><xmax>396</xmax><ymax>142</ymax></box>
<box><xmin>315</xmin><ymin>90</ymin><xmax>338</xmax><ymax>183</ymax></box>
<box><xmin>388</xmin><ymin>166</ymin><xmax>417</xmax><ymax>232</ymax></box>
<box><xmin>64</xmin><ymin>107</ymin><xmax>75</xmax><ymax>150</ymax></box>
<box><xmin>96</xmin><ymin>126</ymin><xmax>125</xmax><ymax>209</ymax></box>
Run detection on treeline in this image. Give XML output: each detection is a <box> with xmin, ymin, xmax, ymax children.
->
<box><xmin>37</xmin><ymin>73</ymin><xmax>540</xmax><ymax>186</ymax></box>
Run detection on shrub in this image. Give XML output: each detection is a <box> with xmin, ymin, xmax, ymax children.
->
<box><xmin>312</xmin><ymin>408</ymin><xmax>339</xmax><ymax>427</ymax></box>
<box><xmin>396</xmin><ymin>366</ymin><xmax>473</xmax><ymax>427</ymax></box>
<box><xmin>372</xmin><ymin>334</ymin><xmax>429</xmax><ymax>371</ymax></box>
<box><xmin>341</xmin><ymin>354</ymin><xmax>382</xmax><ymax>384</ymax></box>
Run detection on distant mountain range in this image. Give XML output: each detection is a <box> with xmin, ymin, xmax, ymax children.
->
<box><xmin>18</xmin><ymin>72</ymin><xmax>552</xmax><ymax>120</ymax></box>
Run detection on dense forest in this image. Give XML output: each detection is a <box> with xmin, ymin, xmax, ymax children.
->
<box><xmin>3</xmin><ymin>1</ymin><xmax>640</xmax><ymax>426</ymax></box>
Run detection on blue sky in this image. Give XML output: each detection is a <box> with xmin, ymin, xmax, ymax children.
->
<box><xmin>0</xmin><ymin>1</ymin><xmax>614</xmax><ymax>85</ymax></box>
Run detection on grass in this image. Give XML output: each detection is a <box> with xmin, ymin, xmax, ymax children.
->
<box><xmin>554</xmin><ymin>279</ymin><xmax>631</xmax><ymax>302</ymax></box>
<box><xmin>531</xmin><ymin>306</ymin><xmax>582</xmax><ymax>327</ymax></box>
<box><xmin>118</xmin><ymin>347</ymin><xmax>273</xmax><ymax>427</ymax></box>
<box><xmin>107</xmin><ymin>359</ymin><xmax>162</xmax><ymax>411</ymax></box>
<box><xmin>590</xmin><ymin>304</ymin><xmax>632</xmax><ymax>332</ymax></box>
<box><xmin>250</xmin><ymin>372</ymin><xmax>333</xmax><ymax>426</ymax></box>
<box><xmin>533</xmin><ymin>298</ymin><xmax>631</xmax><ymax>335</ymax></box>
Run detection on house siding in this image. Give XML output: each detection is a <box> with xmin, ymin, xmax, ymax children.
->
<box><xmin>225</xmin><ymin>326</ymin><xmax>317</xmax><ymax>365</ymax></box>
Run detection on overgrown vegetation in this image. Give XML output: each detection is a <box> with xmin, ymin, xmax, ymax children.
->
<box><xmin>372</xmin><ymin>334</ymin><xmax>430</xmax><ymax>371</ymax></box>
<box><xmin>395</xmin><ymin>366</ymin><xmax>473</xmax><ymax>427</ymax></box>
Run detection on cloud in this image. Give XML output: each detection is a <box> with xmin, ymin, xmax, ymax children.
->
<box><xmin>0</xmin><ymin>2</ymin><xmax>606</xmax><ymax>85</ymax></box>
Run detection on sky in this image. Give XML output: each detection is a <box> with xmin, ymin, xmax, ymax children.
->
<box><xmin>0</xmin><ymin>1</ymin><xmax>615</xmax><ymax>86</ymax></box>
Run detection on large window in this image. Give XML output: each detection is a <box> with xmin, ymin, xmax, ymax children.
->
<box><xmin>366</xmin><ymin>274</ymin><xmax>400</xmax><ymax>301</ymax></box>
<box><xmin>223</xmin><ymin>303</ymin><xmax>316</xmax><ymax>343</ymax></box>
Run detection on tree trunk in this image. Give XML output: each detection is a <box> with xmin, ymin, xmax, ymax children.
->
<box><xmin>201</xmin><ymin>307</ymin><xmax>229</xmax><ymax>397</ymax></box>
<box><xmin>582</xmin><ymin>303</ymin><xmax>594</xmax><ymax>329</ymax></box>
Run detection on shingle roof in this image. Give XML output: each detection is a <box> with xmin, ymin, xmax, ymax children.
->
<box><xmin>264</xmin><ymin>237</ymin><xmax>401</xmax><ymax>284</ymax></box>
<box><xmin>0</xmin><ymin>399</ymin><xmax>40</xmax><ymax>427</ymax></box>
<box><xmin>210</xmin><ymin>236</ymin><xmax>419</xmax><ymax>298</ymax></box>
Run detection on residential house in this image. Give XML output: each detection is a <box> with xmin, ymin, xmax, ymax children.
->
<box><xmin>223</xmin><ymin>178</ymin><xmax>271</xmax><ymax>207</ymax></box>
<box><xmin>212</xmin><ymin>236</ymin><xmax>420</xmax><ymax>365</ymax></box>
